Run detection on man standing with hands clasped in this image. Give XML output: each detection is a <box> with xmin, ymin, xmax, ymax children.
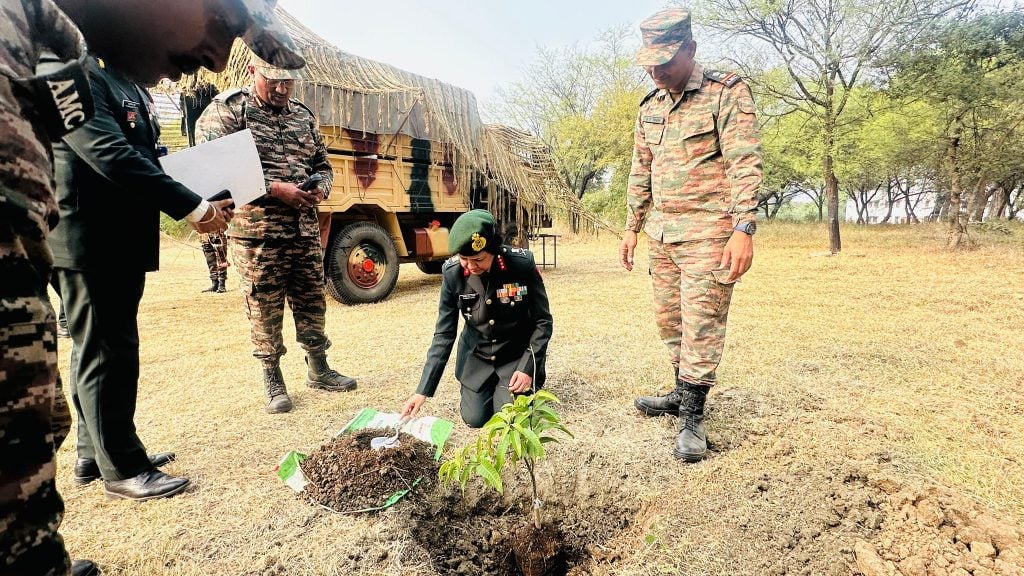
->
<box><xmin>621</xmin><ymin>8</ymin><xmax>762</xmax><ymax>463</ymax></box>
<box><xmin>197</xmin><ymin>57</ymin><xmax>357</xmax><ymax>415</ymax></box>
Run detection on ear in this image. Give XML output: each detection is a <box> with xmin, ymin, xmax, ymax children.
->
<box><xmin>246</xmin><ymin>64</ymin><xmax>256</xmax><ymax>76</ymax></box>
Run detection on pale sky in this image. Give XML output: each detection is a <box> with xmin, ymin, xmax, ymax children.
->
<box><xmin>277</xmin><ymin>0</ymin><xmax>670</xmax><ymax>107</ymax></box>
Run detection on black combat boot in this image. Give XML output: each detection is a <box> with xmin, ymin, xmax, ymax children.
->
<box><xmin>305</xmin><ymin>353</ymin><xmax>357</xmax><ymax>392</ymax></box>
<box><xmin>201</xmin><ymin>278</ymin><xmax>218</xmax><ymax>293</ymax></box>
<box><xmin>263</xmin><ymin>364</ymin><xmax>293</xmax><ymax>414</ymax></box>
<box><xmin>673</xmin><ymin>385</ymin><xmax>709</xmax><ymax>463</ymax></box>
<box><xmin>214</xmin><ymin>277</ymin><xmax>226</xmax><ymax>293</ymax></box>
<box><xmin>634</xmin><ymin>366</ymin><xmax>684</xmax><ymax>416</ymax></box>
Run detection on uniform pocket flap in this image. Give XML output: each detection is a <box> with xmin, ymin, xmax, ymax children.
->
<box><xmin>679</xmin><ymin>115</ymin><xmax>716</xmax><ymax>140</ymax></box>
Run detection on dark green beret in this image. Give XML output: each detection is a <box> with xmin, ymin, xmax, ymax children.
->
<box><xmin>448</xmin><ymin>209</ymin><xmax>500</xmax><ymax>255</ymax></box>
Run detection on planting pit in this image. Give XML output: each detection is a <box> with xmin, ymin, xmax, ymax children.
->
<box><xmin>405</xmin><ymin>484</ymin><xmax>640</xmax><ymax>576</ymax></box>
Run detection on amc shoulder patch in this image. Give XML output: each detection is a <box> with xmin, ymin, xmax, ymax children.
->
<box><xmin>705</xmin><ymin>70</ymin><xmax>742</xmax><ymax>88</ymax></box>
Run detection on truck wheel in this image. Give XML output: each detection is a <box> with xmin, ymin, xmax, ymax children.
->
<box><xmin>325</xmin><ymin>222</ymin><xmax>399</xmax><ymax>304</ymax></box>
<box><xmin>415</xmin><ymin>261</ymin><xmax>445</xmax><ymax>275</ymax></box>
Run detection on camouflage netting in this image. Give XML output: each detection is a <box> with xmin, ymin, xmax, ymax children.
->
<box><xmin>180</xmin><ymin>7</ymin><xmax>611</xmax><ymax>234</ymax></box>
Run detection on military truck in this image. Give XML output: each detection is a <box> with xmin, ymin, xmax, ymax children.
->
<box><xmin>314</xmin><ymin>124</ymin><xmax>549</xmax><ymax>305</ymax></box>
<box><xmin>187</xmin><ymin>8</ymin><xmax>582</xmax><ymax>305</ymax></box>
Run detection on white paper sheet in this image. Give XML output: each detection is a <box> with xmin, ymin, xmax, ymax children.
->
<box><xmin>159</xmin><ymin>129</ymin><xmax>265</xmax><ymax>206</ymax></box>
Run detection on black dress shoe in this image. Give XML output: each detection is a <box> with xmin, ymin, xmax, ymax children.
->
<box><xmin>74</xmin><ymin>452</ymin><xmax>176</xmax><ymax>485</ymax></box>
<box><xmin>103</xmin><ymin>470</ymin><xmax>190</xmax><ymax>501</ymax></box>
<box><xmin>72</xmin><ymin>559</ymin><xmax>100</xmax><ymax>576</ymax></box>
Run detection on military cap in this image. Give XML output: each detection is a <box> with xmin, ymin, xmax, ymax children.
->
<box><xmin>240</xmin><ymin>0</ymin><xmax>306</xmax><ymax>70</ymax></box>
<box><xmin>448</xmin><ymin>210</ymin><xmax>501</xmax><ymax>256</ymax></box>
<box><xmin>251</xmin><ymin>56</ymin><xmax>302</xmax><ymax>81</ymax></box>
<box><xmin>635</xmin><ymin>8</ymin><xmax>692</xmax><ymax>66</ymax></box>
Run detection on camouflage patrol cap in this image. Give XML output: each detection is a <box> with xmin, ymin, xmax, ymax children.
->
<box><xmin>240</xmin><ymin>0</ymin><xmax>306</xmax><ymax>70</ymax></box>
<box><xmin>635</xmin><ymin>8</ymin><xmax>692</xmax><ymax>66</ymax></box>
<box><xmin>449</xmin><ymin>210</ymin><xmax>501</xmax><ymax>256</ymax></box>
<box><xmin>252</xmin><ymin>56</ymin><xmax>302</xmax><ymax>80</ymax></box>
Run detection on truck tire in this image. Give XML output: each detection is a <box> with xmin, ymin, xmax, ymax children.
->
<box><xmin>325</xmin><ymin>221</ymin><xmax>400</xmax><ymax>304</ymax></box>
<box><xmin>415</xmin><ymin>261</ymin><xmax>445</xmax><ymax>275</ymax></box>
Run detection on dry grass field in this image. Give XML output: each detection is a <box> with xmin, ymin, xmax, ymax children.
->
<box><xmin>52</xmin><ymin>222</ymin><xmax>1024</xmax><ymax>575</ymax></box>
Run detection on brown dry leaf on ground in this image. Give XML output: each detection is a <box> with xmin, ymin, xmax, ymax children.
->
<box><xmin>52</xmin><ymin>222</ymin><xmax>1024</xmax><ymax>575</ymax></box>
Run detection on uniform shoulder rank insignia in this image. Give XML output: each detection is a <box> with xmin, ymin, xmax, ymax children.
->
<box><xmin>503</xmin><ymin>247</ymin><xmax>527</xmax><ymax>256</ymax></box>
<box><xmin>705</xmin><ymin>70</ymin><xmax>742</xmax><ymax>88</ymax></box>
<box><xmin>443</xmin><ymin>255</ymin><xmax>460</xmax><ymax>268</ymax></box>
<box><xmin>639</xmin><ymin>87</ymin><xmax>659</xmax><ymax>106</ymax></box>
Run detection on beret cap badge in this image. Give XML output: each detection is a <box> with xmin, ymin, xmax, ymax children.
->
<box><xmin>471</xmin><ymin>233</ymin><xmax>487</xmax><ymax>252</ymax></box>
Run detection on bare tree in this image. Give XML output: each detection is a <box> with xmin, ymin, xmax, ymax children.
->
<box><xmin>689</xmin><ymin>0</ymin><xmax>972</xmax><ymax>252</ymax></box>
<box><xmin>490</xmin><ymin>26</ymin><xmax>647</xmax><ymax>202</ymax></box>
<box><xmin>846</xmin><ymin>181</ymin><xmax>884</xmax><ymax>224</ymax></box>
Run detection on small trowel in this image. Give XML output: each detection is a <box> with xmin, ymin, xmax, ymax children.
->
<box><xmin>370</xmin><ymin>417</ymin><xmax>410</xmax><ymax>451</ymax></box>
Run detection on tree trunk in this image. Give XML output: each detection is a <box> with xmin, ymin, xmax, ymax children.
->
<box><xmin>905</xmin><ymin>196</ymin><xmax>919</xmax><ymax>223</ymax></box>
<box><xmin>968</xmin><ymin>181</ymin><xmax>992</xmax><ymax>222</ymax></box>
<box><xmin>987</xmin><ymin>185</ymin><xmax>1007</xmax><ymax>220</ymax></box>
<box><xmin>928</xmin><ymin>185</ymin><xmax>948</xmax><ymax>222</ymax></box>
<box><xmin>945</xmin><ymin>116</ymin><xmax>972</xmax><ymax>249</ymax></box>
<box><xmin>1006</xmin><ymin>183</ymin><xmax>1021</xmax><ymax>220</ymax></box>
<box><xmin>882</xmin><ymin>179</ymin><xmax>896</xmax><ymax>224</ymax></box>
<box><xmin>823</xmin><ymin>114</ymin><xmax>841</xmax><ymax>253</ymax></box>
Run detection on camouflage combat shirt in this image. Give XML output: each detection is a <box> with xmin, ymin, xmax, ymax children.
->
<box><xmin>626</xmin><ymin>62</ymin><xmax>762</xmax><ymax>243</ymax></box>
<box><xmin>195</xmin><ymin>88</ymin><xmax>333</xmax><ymax>239</ymax></box>
<box><xmin>0</xmin><ymin>0</ymin><xmax>84</xmax><ymax>234</ymax></box>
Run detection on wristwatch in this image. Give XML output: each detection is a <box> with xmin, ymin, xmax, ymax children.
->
<box><xmin>734</xmin><ymin>221</ymin><xmax>756</xmax><ymax>235</ymax></box>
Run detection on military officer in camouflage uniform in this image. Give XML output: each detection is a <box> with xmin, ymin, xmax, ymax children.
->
<box><xmin>200</xmin><ymin>231</ymin><xmax>229</xmax><ymax>293</ymax></box>
<box><xmin>402</xmin><ymin>210</ymin><xmax>553</xmax><ymax>428</ymax></box>
<box><xmin>1</xmin><ymin>7</ymin><xmax>89</xmax><ymax>573</ymax></box>
<box><xmin>196</xmin><ymin>58</ymin><xmax>357</xmax><ymax>415</ymax></box>
<box><xmin>2</xmin><ymin>0</ymin><xmax>305</xmax><ymax>572</ymax></box>
<box><xmin>621</xmin><ymin>9</ymin><xmax>761</xmax><ymax>463</ymax></box>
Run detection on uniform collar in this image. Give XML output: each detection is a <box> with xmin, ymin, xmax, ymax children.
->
<box><xmin>685</xmin><ymin>62</ymin><xmax>705</xmax><ymax>92</ymax></box>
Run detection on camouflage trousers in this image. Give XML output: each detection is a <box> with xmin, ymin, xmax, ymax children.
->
<box><xmin>200</xmin><ymin>232</ymin><xmax>228</xmax><ymax>282</ymax></box>
<box><xmin>231</xmin><ymin>235</ymin><xmax>331</xmax><ymax>363</ymax></box>
<box><xmin>649</xmin><ymin>236</ymin><xmax>736</xmax><ymax>386</ymax></box>
<box><xmin>0</xmin><ymin>211</ymin><xmax>71</xmax><ymax>575</ymax></box>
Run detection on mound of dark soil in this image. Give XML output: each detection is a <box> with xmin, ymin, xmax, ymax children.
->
<box><xmin>301</xmin><ymin>429</ymin><xmax>438</xmax><ymax>512</ymax></box>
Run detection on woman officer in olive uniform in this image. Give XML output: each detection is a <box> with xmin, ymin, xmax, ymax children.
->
<box><xmin>401</xmin><ymin>210</ymin><xmax>553</xmax><ymax>427</ymax></box>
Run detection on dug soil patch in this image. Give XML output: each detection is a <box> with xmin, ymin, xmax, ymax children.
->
<box><xmin>853</xmin><ymin>481</ymin><xmax>1024</xmax><ymax>576</ymax></box>
<box><xmin>405</xmin><ymin>484</ymin><xmax>639</xmax><ymax>576</ymax></box>
<box><xmin>301</xmin><ymin>430</ymin><xmax>439</xmax><ymax>512</ymax></box>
